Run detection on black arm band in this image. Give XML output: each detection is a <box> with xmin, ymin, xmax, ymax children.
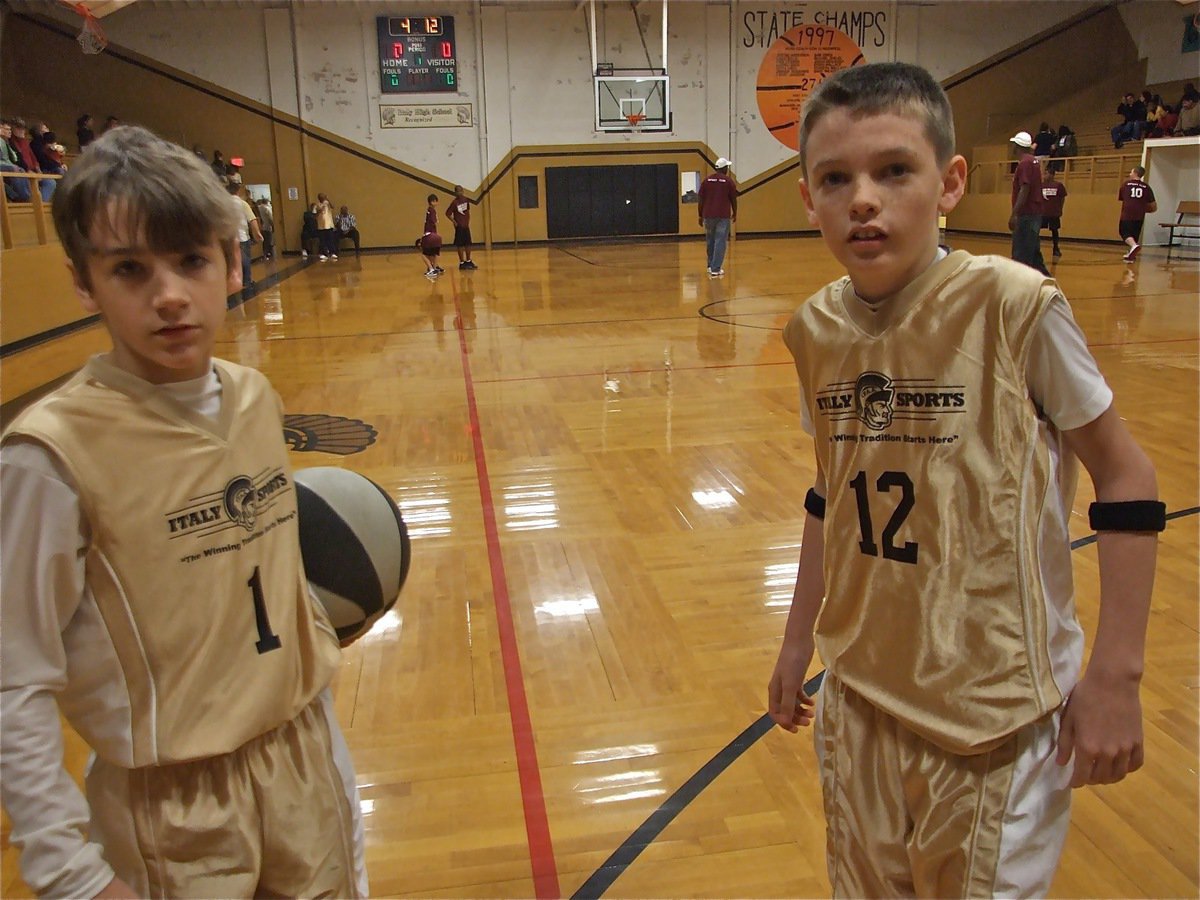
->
<box><xmin>1088</xmin><ymin>500</ymin><xmax>1166</xmax><ymax>533</ymax></box>
<box><xmin>804</xmin><ymin>488</ymin><xmax>826</xmax><ymax>520</ymax></box>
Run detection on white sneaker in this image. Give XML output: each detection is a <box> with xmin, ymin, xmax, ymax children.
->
<box><xmin>301</xmin><ymin>251</ymin><xmax>308</xmax><ymax>258</ymax></box>
<box><xmin>319</xmin><ymin>255</ymin><xmax>328</xmax><ymax>261</ymax></box>
<box><xmin>331</xmin><ymin>254</ymin><xmax>339</xmax><ymax>260</ymax></box>
<box><xmin>1123</xmin><ymin>243</ymin><xmax>1140</xmax><ymax>261</ymax></box>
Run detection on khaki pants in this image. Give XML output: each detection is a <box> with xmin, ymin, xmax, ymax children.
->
<box><xmin>87</xmin><ymin>691</ymin><xmax>366</xmax><ymax>898</ymax></box>
<box><xmin>816</xmin><ymin>671</ymin><xmax>1071</xmax><ymax>898</ymax></box>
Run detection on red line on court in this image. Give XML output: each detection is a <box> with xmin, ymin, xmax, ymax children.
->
<box><xmin>452</xmin><ymin>296</ymin><xmax>561</xmax><ymax>900</ymax></box>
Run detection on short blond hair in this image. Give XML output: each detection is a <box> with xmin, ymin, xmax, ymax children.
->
<box><xmin>52</xmin><ymin>125</ymin><xmax>239</xmax><ymax>288</ymax></box>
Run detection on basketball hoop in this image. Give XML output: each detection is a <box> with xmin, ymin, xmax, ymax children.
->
<box><xmin>625</xmin><ymin>113</ymin><xmax>646</xmax><ymax>132</ymax></box>
<box><xmin>62</xmin><ymin>2</ymin><xmax>108</xmax><ymax>54</ymax></box>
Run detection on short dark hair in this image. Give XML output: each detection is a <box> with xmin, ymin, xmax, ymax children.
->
<box><xmin>52</xmin><ymin>126</ymin><xmax>239</xmax><ymax>289</ymax></box>
<box><xmin>1132</xmin><ymin>165</ymin><xmax>1146</xmax><ymax>178</ymax></box>
<box><xmin>427</xmin><ymin>193</ymin><xmax>438</xmax><ymax>203</ymax></box>
<box><xmin>799</xmin><ymin>62</ymin><xmax>955</xmax><ymax>176</ymax></box>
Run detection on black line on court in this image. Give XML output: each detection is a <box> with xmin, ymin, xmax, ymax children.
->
<box><xmin>571</xmin><ymin>671</ymin><xmax>826</xmax><ymax>900</ymax></box>
<box><xmin>574</xmin><ymin>506</ymin><xmax>1200</xmax><ymax>898</ymax></box>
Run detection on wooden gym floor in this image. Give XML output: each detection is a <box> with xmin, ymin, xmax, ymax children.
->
<box><xmin>2</xmin><ymin>233</ymin><xmax>1197</xmax><ymax>898</ymax></box>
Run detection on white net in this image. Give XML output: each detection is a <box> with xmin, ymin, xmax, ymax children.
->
<box><xmin>76</xmin><ymin>16</ymin><xmax>107</xmax><ymax>54</ymax></box>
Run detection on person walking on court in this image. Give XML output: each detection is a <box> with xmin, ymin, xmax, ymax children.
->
<box><xmin>1008</xmin><ymin>130</ymin><xmax>1049</xmax><ymax>275</ymax></box>
<box><xmin>1117</xmin><ymin>166</ymin><xmax>1156</xmax><ymax>261</ymax></box>
<box><xmin>770</xmin><ymin>62</ymin><xmax>1161</xmax><ymax>899</ymax></box>
<box><xmin>1041</xmin><ymin>163</ymin><xmax>1068</xmax><ymax>258</ymax></box>
<box><xmin>698</xmin><ymin>157</ymin><xmax>737</xmax><ymax>276</ymax></box>
<box><xmin>446</xmin><ymin>185</ymin><xmax>477</xmax><ymax>270</ymax></box>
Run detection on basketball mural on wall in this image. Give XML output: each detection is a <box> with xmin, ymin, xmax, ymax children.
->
<box><xmin>756</xmin><ymin>26</ymin><xmax>865</xmax><ymax>151</ymax></box>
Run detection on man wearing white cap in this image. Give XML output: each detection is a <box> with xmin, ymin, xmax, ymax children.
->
<box><xmin>698</xmin><ymin>156</ymin><xmax>738</xmax><ymax>276</ymax></box>
<box><xmin>1008</xmin><ymin>131</ymin><xmax>1049</xmax><ymax>275</ymax></box>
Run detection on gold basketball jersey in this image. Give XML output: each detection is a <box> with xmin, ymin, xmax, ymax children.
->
<box><xmin>784</xmin><ymin>251</ymin><xmax>1080</xmax><ymax>754</ymax></box>
<box><xmin>5</xmin><ymin>356</ymin><xmax>340</xmax><ymax>766</ymax></box>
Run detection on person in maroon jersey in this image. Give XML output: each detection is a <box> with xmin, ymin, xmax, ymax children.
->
<box><xmin>1040</xmin><ymin>164</ymin><xmax>1068</xmax><ymax>259</ymax></box>
<box><xmin>697</xmin><ymin>157</ymin><xmax>738</xmax><ymax>276</ymax></box>
<box><xmin>419</xmin><ymin>193</ymin><xmax>444</xmax><ymax>278</ymax></box>
<box><xmin>1117</xmin><ymin>166</ymin><xmax>1157</xmax><ymax>261</ymax></box>
<box><xmin>446</xmin><ymin>185</ymin><xmax>477</xmax><ymax>270</ymax></box>
<box><xmin>1007</xmin><ymin>131</ymin><xmax>1049</xmax><ymax>275</ymax></box>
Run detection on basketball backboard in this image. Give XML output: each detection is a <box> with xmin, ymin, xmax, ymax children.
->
<box><xmin>595</xmin><ymin>74</ymin><xmax>671</xmax><ymax>132</ymax></box>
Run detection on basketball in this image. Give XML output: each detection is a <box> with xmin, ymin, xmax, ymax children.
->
<box><xmin>294</xmin><ymin>466</ymin><xmax>411</xmax><ymax>644</ymax></box>
<box><xmin>756</xmin><ymin>26</ymin><xmax>865</xmax><ymax>151</ymax></box>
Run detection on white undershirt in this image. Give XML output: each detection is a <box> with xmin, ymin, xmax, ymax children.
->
<box><xmin>0</xmin><ymin>362</ymin><xmax>222</xmax><ymax>898</ymax></box>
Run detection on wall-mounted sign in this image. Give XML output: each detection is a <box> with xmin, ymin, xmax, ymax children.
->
<box><xmin>380</xmin><ymin>103</ymin><xmax>473</xmax><ymax>128</ymax></box>
<box><xmin>756</xmin><ymin>25</ymin><xmax>866</xmax><ymax>151</ymax></box>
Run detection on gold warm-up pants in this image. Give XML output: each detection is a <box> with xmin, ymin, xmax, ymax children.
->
<box><xmin>86</xmin><ymin>692</ymin><xmax>365</xmax><ymax>899</ymax></box>
<box><xmin>815</xmin><ymin>671</ymin><xmax>1072</xmax><ymax>899</ymax></box>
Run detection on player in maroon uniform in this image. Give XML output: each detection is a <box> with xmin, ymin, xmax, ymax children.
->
<box><xmin>1040</xmin><ymin>164</ymin><xmax>1068</xmax><ymax>258</ymax></box>
<box><xmin>420</xmin><ymin>193</ymin><xmax>443</xmax><ymax>278</ymax></box>
<box><xmin>1117</xmin><ymin>166</ymin><xmax>1157</xmax><ymax>261</ymax></box>
<box><xmin>446</xmin><ymin>185</ymin><xmax>477</xmax><ymax>270</ymax></box>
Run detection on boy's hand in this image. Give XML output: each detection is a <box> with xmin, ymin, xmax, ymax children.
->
<box><xmin>768</xmin><ymin>638</ymin><xmax>817</xmax><ymax>732</ymax></box>
<box><xmin>93</xmin><ymin>876</ymin><xmax>138</xmax><ymax>898</ymax></box>
<box><xmin>1055</xmin><ymin>670</ymin><xmax>1144</xmax><ymax>788</ymax></box>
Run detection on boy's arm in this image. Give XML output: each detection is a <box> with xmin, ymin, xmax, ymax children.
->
<box><xmin>1</xmin><ymin>445</ymin><xmax>117</xmax><ymax>898</ymax></box>
<box><xmin>1057</xmin><ymin>405</ymin><xmax>1159</xmax><ymax>788</ymax></box>
<box><xmin>767</xmin><ymin>469</ymin><xmax>826</xmax><ymax>732</ymax></box>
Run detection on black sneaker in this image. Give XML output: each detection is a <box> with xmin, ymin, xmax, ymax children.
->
<box><xmin>464</xmin><ymin>260</ymin><xmax>478</xmax><ymax>269</ymax></box>
<box><xmin>433</xmin><ymin>266</ymin><xmax>445</xmax><ymax>274</ymax></box>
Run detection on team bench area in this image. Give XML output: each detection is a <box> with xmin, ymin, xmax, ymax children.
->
<box><xmin>1160</xmin><ymin>200</ymin><xmax>1200</xmax><ymax>258</ymax></box>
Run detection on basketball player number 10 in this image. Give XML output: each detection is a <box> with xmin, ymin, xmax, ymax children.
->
<box><xmin>849</xmin><ymin>470</ymin><xmax>918</xmax><ymax>564</ymax></box>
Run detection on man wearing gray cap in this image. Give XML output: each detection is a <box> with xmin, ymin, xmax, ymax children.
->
<box><xmin>1008</xmin><ymin>131</ymin><xmax>1049</xmax><ymax>275</ymax></box>
<box><xmin>698</xmin><ymin>156</ymin><xmax>738</xmax><ymax>276</ymax></box>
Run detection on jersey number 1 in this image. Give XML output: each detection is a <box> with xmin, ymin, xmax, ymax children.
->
<box><xmin>247</xmin><ymin>566</ymin><xmax>282</xmax><ymax>653</ymax></box>
<box><xmin>849</xmin><ymin>470</ymin><xmax>919</xmax><ymax>564</ymax></box>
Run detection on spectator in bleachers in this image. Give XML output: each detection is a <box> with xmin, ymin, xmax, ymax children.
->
<box><xmin>1111</xmin><ymin>92</ymin><xmax>1146</xmax><ymax>149</ymax></box>
<box><xmin>1153</xmin><ymin>101</ymin><xmax>1179</xmax><ymax>137</ymax></box>
<box><xmin>0</xmin><ymin>119</ymin><xmax>32</xmax><ymax>202</ymax></box>
<box><xmin>211</xmin><ymin>149</ymin><xmax>227</xmax><ymax>182</ymax></box>
<box><xmin>102</xmin><ymin>115</ymin><xmax>120</xmax><ymax>133</ymax></box>
<box><xmin>1048</xmin><ymin>124</ymin><xmax>1077</xmax><ymax>173</ymax></box>
<box><xmin>1176</xmin><ymin>96</ymin><xmax>1200</xmax><ymax>136</ymax></box>
<box><xmin>9</xmin><ymin>118</ymin><xmax>54</xmax><ymax>200</ymax></box>
<box><xmin>31</xmin><ymin>124</ymin><xmax>66</xmax><ymax>176</ymax></box>
<box><xmin>1033</xmin><ymin>122</ymin><xmax>1056</xmax><ymax>156</ymax></box>
<box><xmin>1177</xmin><ymin>83</ymin><xmax>1199</xmax><ymax>111</ymax></box>
<box><xmin>75</xmin><ymin>113</ymin><xmax>94</xmax><ymax>150</ymax></box>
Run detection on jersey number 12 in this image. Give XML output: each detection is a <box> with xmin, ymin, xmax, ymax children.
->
<box><xmin>849</xmin><ymin>470</ymin><xmax>919</xmax><ymax>564</ymax></box>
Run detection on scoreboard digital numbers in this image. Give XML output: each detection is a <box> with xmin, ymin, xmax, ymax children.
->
<box><xmin>377</xmin><ymin>16</ymin><xmax>458</xmax><ymax>94</ymax></box>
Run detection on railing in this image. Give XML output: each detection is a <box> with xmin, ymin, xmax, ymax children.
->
<box><xmin>966</xmin><ymin>152</ymin><xmax>1143</xmax><ymax>195</ymax></box>
<box><xmin>0</xmin><ymin>172</ymin><xmax>63</xmax><ymax>250</ymax></box>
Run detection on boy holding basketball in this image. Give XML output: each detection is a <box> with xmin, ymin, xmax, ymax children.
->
<box><xmin>768</xmin><ymin>63</ymin><xmax>1161</xmax><ymax>896</ymax></box>
<box><xmin>0</xmin><ymin>127</ymin><xmax>367</xmax><ymax>899</ymax></box>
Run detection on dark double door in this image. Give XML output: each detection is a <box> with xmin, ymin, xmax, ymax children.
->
<box><xmin>546</xmin><ymin>164</ymin><xmax>679</xmax><ymax>239</ymax></box>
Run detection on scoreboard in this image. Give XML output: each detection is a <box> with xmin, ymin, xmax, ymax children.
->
<box><xmin>376</xmin><ymin>16</ymin><xmax>457</xmax><ymax>93</ymax></box>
